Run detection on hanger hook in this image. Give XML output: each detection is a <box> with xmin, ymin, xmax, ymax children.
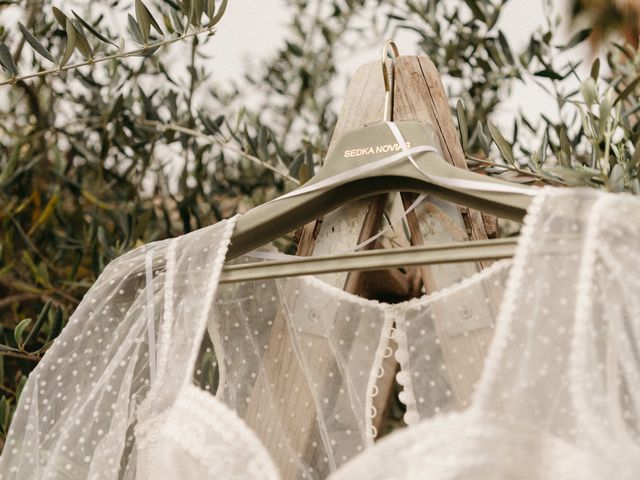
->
<box><xmin>382</xmin><ymin>40</ymin><xmax>400</xmax><ymax>122</ymax></box>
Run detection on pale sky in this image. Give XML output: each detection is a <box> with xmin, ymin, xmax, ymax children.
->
<box><xmin>204</xmin><ymin>0</ymin><xmax>585</xmax><ymax>132</ymax></box>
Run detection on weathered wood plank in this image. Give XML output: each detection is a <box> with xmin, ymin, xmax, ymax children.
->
<box><xmin>393</xmin><ymin>56</ymin><xmax>498</xmax><ymax>409</ymax></box>
<box><xmin>244</xmin><ymin>60</ymin><xmax>394</xmax><ymax>479</ymax></box>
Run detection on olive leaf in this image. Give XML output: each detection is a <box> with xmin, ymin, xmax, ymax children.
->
<box><xmin>456</xmin><ymin>99</ymin><xmax>469</xmax><ymax>152</ymax></box>
<box><xmin>18</xmin><ymin>22</ymin><xmax>55</xmax><ymax>63</ymax></box>
<box><xmin>206</xmin><ymin>0</ymin><xmax>216</xmax><ymax>18</ymax></box>
<box><xmin>135</xmin><ymin>0</ymin><xmax>152</xmax><ymax>42</ymax></box>
<box><xmin>288</xmin><ymin>152</ymin><xmax>305</xmax><ymax>176</ymax></box>
<box><xmin>169</xmin><ymin>8</ymin><xmax>185</xmax><ymax>35</ymax></box>
<box><xmin>558</xmin><ymin>28</ymin><xmax>591</xmax><ymax>51</ymax></box>
<box><xmin>47</xmin><ymin>308</ymin><xmax>64</xmax><ymax>343</ymax></box>
<box><xmin>210</xmin><ymin>0</ymin><xmax>228</xmax><ymax>26</ymax></box>
<box><xmin>14</xmin><ymin>318</ymin><xmax>32</xmax><ymax>350</ymax></box>
<box><xmin>534</xmin><ymin>69</ymin><xmax>564</xmax><ymax>81</ymax></box>
<box><xmin>590</xmin><ymin>57</ymin><xmax>600</xmax><ymax>80</ymax></box>
<box><xmin>70</xmin><ymin>21</ymin><xmax>94</xmax><ymax>59</ymax></box>
<box><xmin>497</xmin><ymin>30</ymin><xmax>514</xmax><ymax>64</ymax></box>
<box><xmin>190</xmin><ymin>0</ymin><xmax>205</xmax><ymax>27</ymax></box>
<box><xmin>72</xmin><ymin>11</ymin><xmax>118</xmax><ymax>47</ymax></box>
<box><xmin>609</xmin><ymin>163</ymin><xmax>624</xmax><ymax>192</ymax></box>
<box><xmin>135</xmin><ymin>0</ymin><xmax>163</xmax><ymax>42</ymax></box>
<box><xmin>298</xmin><ymin>163</ymin><xmax>311</xmax><ymax>184</ymax></box>
<box><xmin>559</xmin><ymin>126</ymin><xmax>572</xmax><ymax>168</ymax></box>
<box><xmin>614</xmin><ymin>76</ymin><xmax>640</xmax><ymax>106</ymax></box>
<box><xmin>580</xmin><ymin>77</ymin><xmax>597</xmax><ymax>106</ymax></box>
<box><xmin>59</xmin><ymin>19</ymin><xmax>77</xmax><ymax>67</ymax></box>
<box><xmin>198</xmin><ymin>111</ymin><xmax>223</xmax><ymax>135</ymax></box>
<box><xmin>52</xmin><ymin>7</ymin><xmax>68</xmax><ymax>29</ymax></box>
<box><xmin>487</xmin><ymin>122</ymin><xmax>515</xmax><ymax>165</ymax></box>
<box><xmin>0</xmin><ymin>397</ymin><xmax>11</xmax><ymax>434</ymax></box>
<box><xmin>463</xmin><ymin>0</ymin><xmax>486</xmax><ymax>22</ymax></box>
<box><xmin>128</xmin><ymin>14</ymin><xmax>145</xmax><ymax>46</ymax></box>
<box><xmin>598</xmin><ymin>90</ymin><xmax>614</xmax><ymax>137</ymax></box>
<box><xmin>182</xmin><ymin>0</ymin><xmax>192</xmax><ymax>16</ymax></box>
<box><xmin>55</xmin><ymin>9</ymin><xmax>93</xmax><ymax>63</ymax></box>
<box><xmin>23</xmin><ymin>300</ymin><xmax>52</xmax><ymax>350</ymax></box>
<box><xmin>0</xmin><ymin>42</ymin><xmax>18</xmax><ymax>76</ymax></box>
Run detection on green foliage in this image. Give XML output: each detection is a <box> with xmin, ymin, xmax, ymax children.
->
<box><xmin>0</xmin><ymin>0</ymin><xmax>288</xmax><ymax>447</ymax></box>
<box><xmin>0</xmin><ymin>0</ymin><xmax>639</xmax><ymax>448</ymax></box>
<box><xmin>387</xmin><ymin>0</ymin><xmax>639</xmax><ymax>189</ymax></box>
<box><xmin>0</xmin><ymin>0</ymin><xmax>228</xmax><ymax>85</ymax></box>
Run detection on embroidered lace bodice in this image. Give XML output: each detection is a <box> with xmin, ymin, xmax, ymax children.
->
<box><xmin>1</xmin><ymin>188</ymin><xmax>639</xmax><ymax>480</ymax></box>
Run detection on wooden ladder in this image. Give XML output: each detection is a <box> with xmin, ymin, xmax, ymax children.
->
<box><xmin>244</xmin><ymin>54</ymin><xmax>496</xmax><ymax>479</ymax></box>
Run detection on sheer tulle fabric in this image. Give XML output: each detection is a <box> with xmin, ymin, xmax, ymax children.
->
<box><xmin>0</xmin><ymin>218</ymin><xmax>279</xmax><ymax>480</ymax></box>
<box><xmin>0</xmin><ymin>235</ymin><xmax>174</xmax><ymax>479</ymax></box>
<box><xmin>329</xmin><ymin>189</ymin><xmax>640</xmax><ymax>480</ymax></box>
<box><xmin>1</xmin><ymin>188</ymin><xmax>638</xmax><ymax>480</ymax></box>
<box><xmin>206</xmin><ymin>276</ymin><xmax>393</xmax><ymax>478</ymax></box>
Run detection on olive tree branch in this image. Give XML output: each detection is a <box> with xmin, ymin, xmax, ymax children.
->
<box><xmin>0</xmin><ymin>26</ymin><xmax>216</xmax><ymax>87</ymax></box>
<box><xmin>465</xmin><ymin>154</ymin><xmax>566</xmax><ymax>185</ymax></box>
<box><xmin>140</xmin><ymin>119</ymin><xmax>301</xmax><ymax>185</ymax></box>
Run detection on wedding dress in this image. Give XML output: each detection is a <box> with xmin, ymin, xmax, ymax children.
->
<box><xmin>0</xmin><ymin>187</ymin><xmax>638</xmax><ymax>480</ymax></box>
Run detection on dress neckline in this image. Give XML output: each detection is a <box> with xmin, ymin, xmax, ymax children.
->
<box><xmin>181</xmin><ymin>188</ymin><xmax>551</xmax><ymax>479</ymax></box>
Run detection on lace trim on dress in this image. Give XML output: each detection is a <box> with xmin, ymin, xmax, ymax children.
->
<box><xmin>155</xmin><ymin>236</ymin><xmax>177</xmax><ymax>389</ymax></box>
<box><xmin>299</xmin><ymin>258</ymin><xmax>514</xmax><ymax>313</ymax></box>
<box><xmin>143</xmin><ymin>248</ymin><xmax>157</xmax><ymax>383</ymax></box>
<box><xmin>167</xmin><ymin>385</ymin><xmax>280</xmax><ymax>479</ymax></box>
<box><xmin>570</xmin><ymin>194</ymin><xmax>640</xmax><ymax>465</ymax></box>
<box><xmin>472</xmin><ymin>186</ymin><xmax>549</xmax><ymax>408</ymax></box>
<box><xmin>183</xmin><ymin>216</ymin><xmax>238</xmax><ymax>390</ymax></box>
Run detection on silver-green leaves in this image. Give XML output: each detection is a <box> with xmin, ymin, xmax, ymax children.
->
<box><xmin>71</xmin><ymin>11</ymin><xmax>117</xmax><ymax>48</ymax></box>
<box><xmin>128</xmin><ymin>14</ymin><xmax>145</xmax><ymax>46</ymax></box>
<box><xmin>60</xmin><ymin>19</ymin><xmax>77</xmax><ymax>67</ymax></box>
<box><xmin>1</xmin><ymin>0</ymin><xmax>230</xmax><ymax>85</ymax></box>
<box><xmin>0</xmin><ymin>42</ymin><xmax>18</xmax><ymax>77</ymax></box>
<box><xmin>581</xmin><ymin>77</ymin><xmax>598</xmax><ymax>106</ymax></box>
<box><xmin>488</xmin><ymin>122</ymin><xmax>515</xmax><ymax>165</ymax></box>
<box><xmin>13</xmin><ymin>318</ymin><xmax>32</xmax><ymax>351</ymax></box>
<box><xmin>15</xmin><ymin>8</ymin><xmax>110</xmax><ymax>69</ymax></box>
<box><xmin>180</xmin><ymin>0</ymin><xmax>227</xmax><ymax>28</ymax></box>
<box><xmin>134</xmin><ymin>0</ymin><xmax>163</xmax><ymax>44</ymax></box>
<box><xmin>209</xmin><ymin>0</ymin><xmax>228</xmax><ymax>26</ymax></box>
<box><xmin>456</xmin><ymin>99</ymin><xmax>469</xmax><ymax>152</ymax></box>
<box><xmin>53</xmin><ymin>8</ymin><xmax>94</xmax><ymax>66</ymax></box>
<box><xmin>18</xmin><ymin>23</ymin><xmax>55</xmax><ymax>63</ymax></box>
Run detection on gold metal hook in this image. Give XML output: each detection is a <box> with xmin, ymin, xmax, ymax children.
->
<box><xmin>382</xmin><ymin>40</ymin><xmax>400</xmax><ymax>122</ymax></box>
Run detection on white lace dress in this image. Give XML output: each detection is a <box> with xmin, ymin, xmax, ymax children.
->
<box><xmin>0</xmin><ymin>187</ymin><xmax>638</xmax><ymax>480</ymax></box>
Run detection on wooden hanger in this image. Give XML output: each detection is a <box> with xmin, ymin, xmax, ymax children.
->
<box><xmin>220</xmin><ymin>237</ymin><xmax>518</xmax><ymax>284</ymax></box>
<box><xmin>224</xmin><ymin>41</ymin><xmax>536</xmax><ymax>272</ymax></box>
